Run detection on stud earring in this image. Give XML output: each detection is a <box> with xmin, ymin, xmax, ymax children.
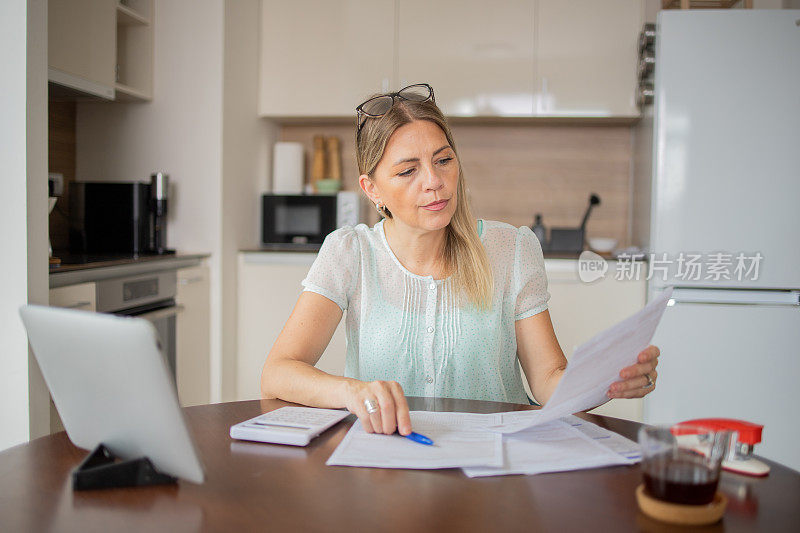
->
<box><xmin>375</xmin><ymin>202</ymin><xmax>386</xmax><ymax>215</ymax></box>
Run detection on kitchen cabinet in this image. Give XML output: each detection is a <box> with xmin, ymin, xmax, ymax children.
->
<box><xmin>396</xmin><ymin>0</ymin><xmax>536</xmax><ymax>117</ymax></box>
<box><xmin>258</xmin><ymin>0</ymin><xmax>395</xmax><ymax>117</ymax></box>
<box><xmin>48</xmin><ymin>0</ymin><xmax>154</xmax><ymax>101</ymax></box>
<box><xmin>532</xmin><ymin>259</ymin><xmax>648</xmax><ymax>421</ymax></box>
<box><xmin>536</xmin><ymin>0</ymin><xmax>641</xmax><ymax>117</ymax></box>
<box><xmin>48</xmin><ymin>282</ymin><xmax>97</xmax><ymax>433</ymax></box>
<box><xmin>238</xmin><ymin>253</ymin><xmax>347</xmax><ymax>401</ymax></box>
<box><xmin>258</xmin><ymin>0</ymin><xmax>641</xmax><ymax>119</ymax></box>
<box><xmin>176</xmin><ymin>266</ymin><xmax>211</xmax><ymax>407</ymax></box>
<box><xmin>48</xmin><ymin>0</ymin><xmax>117</xmax><ymax>99</ymax></box>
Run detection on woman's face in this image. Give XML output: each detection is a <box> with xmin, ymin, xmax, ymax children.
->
<box><xmin>360</xmin><ymin>120</ymin><xmax>459</xmax><ymax>233</ymax></box>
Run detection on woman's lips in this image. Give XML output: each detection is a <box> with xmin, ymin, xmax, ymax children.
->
<box><xmin>422</xmin><ymin>199</ymin><xmax>449</xmax><ymax>211</ymax></box>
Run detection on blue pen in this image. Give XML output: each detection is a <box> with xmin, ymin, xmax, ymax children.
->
<box><xmin>401</xmin><ymin>431</ymin><xmax>434</xmax><ymax>446</ymax></box>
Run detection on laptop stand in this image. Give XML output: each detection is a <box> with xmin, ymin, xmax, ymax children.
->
<box><xmin>72</xmin><ymin>444</ymin><xmax>177</xmax><ymax>490</ymax></box>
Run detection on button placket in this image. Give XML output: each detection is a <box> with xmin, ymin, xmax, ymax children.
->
<box><xmin>423</xmin><ymin>279</ymin><xmax>437</xmax><ymax>394</ymax></box>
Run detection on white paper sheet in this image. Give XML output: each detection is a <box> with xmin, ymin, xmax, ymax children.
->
<box><xmin>462</xmin><ymin>418</ymin><xmax>639</xmax><ymax>478</ymax></box>
<box><xmin>563</xmin><ymin>415</ymin><xmax>641</xmax><ymax>461</ymax></box>
<box><xmin>487</xmin><ymin>287</ymin><xmax>674</xmax><ymax>434</ymax></box>
<box><xmin>326</xmin><ymin>411</ymin><xmax>503</xmax><ymax>469</ymax></box>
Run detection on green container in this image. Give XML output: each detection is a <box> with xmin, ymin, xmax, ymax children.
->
<box><xmin>315</xmin><ymin>179</ymin><xmax>342</xmax><ymax>194</ymax></box>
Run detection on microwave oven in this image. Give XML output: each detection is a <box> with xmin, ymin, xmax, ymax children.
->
<box><xmin>261</xmin><ymin>192</ymin><xmax>361</xmax><ymax>248</ymax></box>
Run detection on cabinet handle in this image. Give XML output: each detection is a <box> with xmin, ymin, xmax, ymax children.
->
<box><xmin>179</xmin><ymin>277</ymin><xmax>205</xmax><ymax>285</ymax></box>
<box><xmin>65</xmin><ymin>301</ymin><xmax>92</xmax><ymax>309</ymax></box>
<box><xmin>135</xmin><ymin>304</ymin><xmax>185</xmax><ymax>323</ymax></box>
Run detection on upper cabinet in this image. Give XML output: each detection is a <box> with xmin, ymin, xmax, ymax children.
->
<box><xmin>48</xmin><ymin>0</ymin><xmax>154</xmax><ymax>102</ymax></box>
<box><xmin>258</xmin><ymin>0</ymin><xmax>395</xmax><ymax>117</ymax></box>
<box><xmin>397</xmin><ymin>0</ymin><xmax>535</xmax><ymax>117</ymax></box>
<box><xmin>258</xmin><ymin>0</ymin><xmax>641</xmax><ymax>119</ymax></box>
<box><xmin>48</xmin><ymin>0</ymin><xmax>117</xmax><ymax>99</ymax></box>
<box><xmin>536</xmin><ymin>0</ymin><xmax>641</xmax><ymax>117</ymax></box>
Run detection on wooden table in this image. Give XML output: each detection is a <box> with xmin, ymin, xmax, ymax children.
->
<box><xmin>1</xmin><ymin>398</ymin><xmax>798</xmax><ymax>532</ymax></box>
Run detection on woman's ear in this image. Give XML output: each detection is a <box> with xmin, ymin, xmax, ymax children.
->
<box><xmin>359</xmin><ymin>174</ymin><xmax>380</xmax><ymax>205</ymax></box>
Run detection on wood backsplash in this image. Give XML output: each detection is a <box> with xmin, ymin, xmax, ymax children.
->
<box><xmin>49</xmin><ymin>100</ymin><xmax>77</xmax><ymax>253</ymax></box>
<box><xmin>280</xmin><ymin>122</ymin><xmax>632</xmax><ymax>247</ymax></box>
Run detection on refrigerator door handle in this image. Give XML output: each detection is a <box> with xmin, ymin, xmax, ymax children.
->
<box><xmin>668</xmin><ymin>288</ymin><xmax>800</xmax><ymax>306</ymax></box>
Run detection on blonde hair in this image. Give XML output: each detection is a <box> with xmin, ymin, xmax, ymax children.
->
<box><xmin>355</xmin><ymin>96</ymin><xmax>494</xmax><ymax>311</ymax></box>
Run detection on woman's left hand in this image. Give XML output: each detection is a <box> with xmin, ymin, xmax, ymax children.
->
<box><xmin>607</xmin><ymin>344</ymin><xmax>660</xmax><ymax>399</ymax></box>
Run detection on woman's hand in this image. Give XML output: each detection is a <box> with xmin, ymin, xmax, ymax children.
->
<box><xmin>607</xmin><ymin>344</ymin><xmax>660</xmax><ymax>399</ymax></box>
<box><xmin>343</xmin><ymin>379</ymin><xmax>412</xmax><ymax>436</ymax></box>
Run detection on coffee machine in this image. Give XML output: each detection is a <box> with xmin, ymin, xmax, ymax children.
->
<box><xmin>150</xmin><ymin>172</ymin><xmax>171</xmax><ymax>254</ymax></box>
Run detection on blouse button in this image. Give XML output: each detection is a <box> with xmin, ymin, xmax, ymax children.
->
<box><xmin>429</xmin><ymin>282</ymin><xmax>436</xmax><ymax>290</ymax></box>
<box><xmin>427</xmin><ymin>326</ymin><xmax>434</xmax><ymax>333</ymax></box>
<box><xmin>426</xmin><ymin>376</ymin><xmax>434</xmax><ymax>384</ymax></box>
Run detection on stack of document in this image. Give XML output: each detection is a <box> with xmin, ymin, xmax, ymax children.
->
<box><xmin>326</xmin><ymin>411</ymin><xmax>639</xmax><ymax>477</ymax></box>
<box><xmin>462</xmin><ymin>415</ymin><xmax>640</xmax><ymax>478</ymax></box>
<box><xmin>326</xmin><ymin>288</ymin><xmax>670</xmax><ymax>476</ymax></box>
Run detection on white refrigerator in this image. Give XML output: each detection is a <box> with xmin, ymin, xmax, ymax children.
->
<box><xmin>632</xmin><ymin>10</ymin><xmax>800</xmax><ymax>472</ymax></box>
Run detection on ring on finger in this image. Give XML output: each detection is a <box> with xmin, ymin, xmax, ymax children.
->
<box><xmin>364</xmin><ymin>398</ymin><xmax>379</xmax><ymax>414</ymax></box>
<box><xmin>643</xmin><ymin>372</ymin><xmax>654</xmax><ymax>388</ymax></box>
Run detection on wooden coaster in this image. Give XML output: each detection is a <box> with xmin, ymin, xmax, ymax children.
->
<box><xmin>636</xmin><ymin>484</ymin><xmax>727</xmax><ymax>526</ymax></box>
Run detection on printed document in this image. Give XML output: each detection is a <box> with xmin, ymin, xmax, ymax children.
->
<box><xmin>487</xmin><ymin>287</ymin><xmax>673</xmax><ymax>434</ymax></box>
<box><xmin>326</xmin><ymin>411</ymin><xmax>502</xmax><ymax>469</ymax></box>
<box><xmin>462</xmin><ymin>417</ymin><xmax>639</xmax><ymax>477</ymax></box>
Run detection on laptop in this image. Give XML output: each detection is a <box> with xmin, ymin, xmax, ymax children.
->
<box><xmin>19</xmin><ymin>305</ymin><xmax>204</xmax><ymax>484</ymax></box>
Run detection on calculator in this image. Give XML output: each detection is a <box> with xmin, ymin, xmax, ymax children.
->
<box><xmin>230</xmin><ymin>407</ymin><xmax>351</xmax><ymax>446</ymax></box>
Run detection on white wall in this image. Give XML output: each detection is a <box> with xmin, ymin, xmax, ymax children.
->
<box><xmin>222</xmin><ymin>0</ymin><xmax>276</xmax><ymax>400</ymax></box>
<box><xmin>76</xmin><ymin>0</ymin><xmax>275</xmax><ymax>402</ymax></box>
<box><xmin>0</xmin><ymin>0</ymin><xmax>49</xmax><ymax>452</ymax></box>
<box><xmin>0</xmin><ymin>0</ymin><xmax>32</xmax><ymax>451</ymax></box>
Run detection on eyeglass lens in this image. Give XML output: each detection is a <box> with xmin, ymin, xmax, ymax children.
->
<box><xmin>397</xmin><ymin>85</ymin><xmax>431</xmax><ymax>102</ymax></box>
<box><xmin>361</xmin><ymin>95</ymin><xmax>394</xmax><ymax>116</ymax></box>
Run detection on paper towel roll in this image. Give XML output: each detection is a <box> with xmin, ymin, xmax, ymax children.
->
<box><xmin>272</xmin><ymin>142</ymin><xmax>305</xmax><ymax>194</ymax></box>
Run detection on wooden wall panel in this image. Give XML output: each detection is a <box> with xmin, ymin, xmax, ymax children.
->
<box><xmin>48</xmin><ymin>100</ymin><xmax>77</xmax><ymax>253</ymax></box>
<box><xmin>280</xmin><ymin>122</ymin><xmax>632</xmax><ymax>247</ymax></box>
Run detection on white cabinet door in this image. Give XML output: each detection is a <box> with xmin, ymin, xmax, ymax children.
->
<box><xmin>176</xmin><ymin>266</ymin><xmax>211</xmax><ymax>407</ymax></box>
<box><xmin>529</xmin><ymin>260</ymin><xmax>647</xmax><ymax>420</ymax></box>
<box><xmin>237</xmin><ymin>253</ymin><xmax>347</xmax><ymax>401</ymax></box>
<box><xmin>397</xmin><ymin>0</ymin><xmax>536</xmax><ymax>117</ymax></box>
<box><xmin>258</xmin><ymin>0</ymin><xmax>395</xmax><ymax>117</ymax></box>
<box><xmin>48</xmin><ymin>283</ymin><xmax>98</xmax><ymax>433</ymax></box>
<box><xmin>48</xmin><ymin>0</ymin><xmax>117</xmax><ymax>98</ymax></box>
<box><xmin>49</xmin><ymin>283</ymin><xmax>96</xmax><ymax>312</ymax></box>
<box><xmin>536</xmin><ymin>0</ymin><xmax>641</xmax><ymax>117</ymax></box>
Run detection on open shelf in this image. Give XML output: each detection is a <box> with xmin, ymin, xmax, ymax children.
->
<box><xmin>115</xmin><ymin>0</ymin><xmax>153</xmax><ymax>101</ymax></box>
<box><xmin>117</xmin><ymin>4</ymin><xmax>149</xmax><ymax>26</ymax></box>
<box><xmin>114</xmin><ymin>82</ymin><xmax>150</xmax><ymax>102</ymax></box>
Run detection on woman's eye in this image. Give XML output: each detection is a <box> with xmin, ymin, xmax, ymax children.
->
<box><xmin>398</xmin><ymin>168</ymin><xmax>415</xmax><ymax>177</ymax></box>
<box><xmin>437</xmin><ymin>157</ymin><xmax>453</xmax><ymax>165</ymax></box>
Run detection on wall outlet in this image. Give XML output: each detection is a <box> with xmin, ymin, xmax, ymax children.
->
<box><xmin>48</xmin><ymin>172</ymin><xmax>64</xmax><ymax>197</ymax></box>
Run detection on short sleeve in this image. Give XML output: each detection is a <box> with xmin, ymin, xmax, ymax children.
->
<box><xmin>301</xmin><ymin>227</ymin><xmax>360</xmax><ymax>311</ymax></box>
<box><xmin>513</xmin><ymin>225</ymin><xmax>550</xmax><ymax>320</ymax></box>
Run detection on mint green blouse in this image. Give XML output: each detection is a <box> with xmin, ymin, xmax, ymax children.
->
<box><xmin>301</xmin><ymin>219</ymin><xmax>550</xmax><ymax>404</ymax></box>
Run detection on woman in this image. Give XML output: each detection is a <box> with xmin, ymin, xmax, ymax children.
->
<box><xmin>261</xmin><ymin>84</ymin><xmax>659</xmax><ymax>437</ymax></box>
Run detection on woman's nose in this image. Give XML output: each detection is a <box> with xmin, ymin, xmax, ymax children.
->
<box><xmin>422</xmin><ymin>164</ymin><xmax>445</xmax><ymax>191</ymax></box>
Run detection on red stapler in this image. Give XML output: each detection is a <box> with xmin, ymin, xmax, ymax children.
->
<box><xmin>672</xmin><ymin>418</ymin><xmax>769</xmax><ymax>477</ymax></box>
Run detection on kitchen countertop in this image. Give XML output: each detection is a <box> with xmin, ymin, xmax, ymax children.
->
<box><xmin>49</xmin><ymin>253</ymin><xmax>209</xmax><ymax>288</ymax></box>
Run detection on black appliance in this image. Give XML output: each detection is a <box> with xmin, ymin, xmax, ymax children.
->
<box><xmin>261</xmin><ymin>194</ymin><xmax>338</xmax><ymax>248</ymax></box>
<box><xmin>537</xmin><ymin>193</ymin><xmax>601</xmax><ymax>253</ymax></box>
<box><xmin>69</xmin><ymin>181</ymin><xmax>173</xmax><ymax>255</ymax></box>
